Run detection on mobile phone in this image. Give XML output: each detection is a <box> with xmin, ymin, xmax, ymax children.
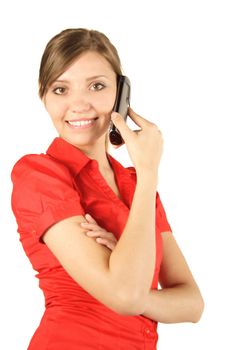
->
<box><xmin>109</xmin><ymin>75</ymin><xmax>131</xmax><ymax>145</ymax></box>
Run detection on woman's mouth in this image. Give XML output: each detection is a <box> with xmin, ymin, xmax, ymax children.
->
<box><xmin>66</xmin><ymin>118</ymin><xmax>98</xmax><ymax>129</ymax></box>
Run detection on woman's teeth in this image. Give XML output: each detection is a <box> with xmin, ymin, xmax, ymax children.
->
<box><xmin>68</xmin><ymin>120</ymin><xmax>94</xmax><ymax>126</ymax></box>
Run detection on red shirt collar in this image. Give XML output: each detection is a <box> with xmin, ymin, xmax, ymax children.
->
<box><xmin>46</xmin><ymin>137</ymin><xmax>131</xmax><ymax>176</ymax></box>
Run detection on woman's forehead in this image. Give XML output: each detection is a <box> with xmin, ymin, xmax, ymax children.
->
<box><xmin>57</xmin><ymin>52</ymin><xmax>116</xmax><ymax>81</ymax></box>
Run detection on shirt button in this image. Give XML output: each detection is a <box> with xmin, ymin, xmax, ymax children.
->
<box><xmin>143</xmin><ymin>327</ymin><xmax>155</xmax><ymax>339</ymax></box>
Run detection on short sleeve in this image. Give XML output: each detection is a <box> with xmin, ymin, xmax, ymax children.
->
<box><xmin>11</xmin><ymin>154</ymin><xmax>85</xmax><ymax>241</ymax></box>
<box><xmin>156</xmin><ymin>192</ymin><xmax>173</xmax><ymax>234</ymax></box>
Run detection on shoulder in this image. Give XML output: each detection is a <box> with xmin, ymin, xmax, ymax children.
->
<box><xmin>11</xmin><ymin>154</ymin><xmax>85</xmax><ymax>239</ymax></box>
<box><xmin>11</xmin><ymin>153</ymin><xmax>72</xmax><ymax>185</ymax></box>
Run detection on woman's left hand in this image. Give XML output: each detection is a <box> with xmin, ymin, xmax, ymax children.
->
<box><xmin>81</xmin><ymin>213</ymin><xmax>117</xmax><ymax>251</ymax></box>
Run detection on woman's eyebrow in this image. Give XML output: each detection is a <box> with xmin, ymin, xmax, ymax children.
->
<box><xmin>86</xmin><ymin>75</ymin><xmax>108</xmax><ymax>81</ymax></box>
<box><xmin>53</xmin><ymin>79</ymin><xmax>69</xmax><ymax>83</ymax></box>
<box><xmin>53</xmin><ymin>75</ymin><xmax>108</xmax><ymax>84</ymax></box>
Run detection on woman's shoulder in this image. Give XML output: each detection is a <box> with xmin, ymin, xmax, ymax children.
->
<box><xmin>11</xmin><ymin>153</ymin><xmax>71</xmax><ymax>183</ymax></box>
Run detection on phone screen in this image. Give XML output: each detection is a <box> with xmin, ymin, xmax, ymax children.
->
<box><xmin>109</xmin><ymin>75</ymin><xmax>131</xmax><ymax>146</ymax></box>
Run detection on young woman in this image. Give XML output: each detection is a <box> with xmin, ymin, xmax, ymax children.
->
<box><xmin>11</xmin><ymin>28</ymin><xmax>204</xmax><ymax>349</ymax></box>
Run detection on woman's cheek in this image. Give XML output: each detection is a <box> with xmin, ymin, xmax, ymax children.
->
<box><xmin>95</xmin><ymin>91</ymin><xmax>116</xmax><ymax>112</ymax></box>
<box><xmin>48</xmin><ymin>101</ymin><xmax>65</xmax><ymax>119</ymax></box>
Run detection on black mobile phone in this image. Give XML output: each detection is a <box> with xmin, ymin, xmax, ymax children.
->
<box><xmin>109</xmin><ymin>75</ymin><xmax>131</xmax><ymax>145</ymax></box>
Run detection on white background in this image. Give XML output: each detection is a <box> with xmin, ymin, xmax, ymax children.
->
<box><xmin>0</xmin><ymin>0</ymin><xmax>232</xmax><ymax>349</ymax></box>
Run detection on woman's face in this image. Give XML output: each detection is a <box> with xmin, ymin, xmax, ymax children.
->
<box><xmin>43</xmin><ymin>51</ymin><xmax>117</xmax><ymax>149</ymax></box>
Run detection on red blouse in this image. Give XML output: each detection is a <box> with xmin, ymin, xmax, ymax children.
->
<box><xmin>11</xmin><ymin>137</ymin><xmax>172</xmax><ymax>350</ymax></box>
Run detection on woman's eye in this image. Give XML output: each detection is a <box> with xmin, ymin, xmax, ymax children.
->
<box><xmin>52</xmin><ymin>87</ymin><xmax>66</xmax><ymax>95</ymax></box>
<box><xmin>91</xmin><ymin>83</ymin><xmax>105</xmax><ymax>91</ymax></box>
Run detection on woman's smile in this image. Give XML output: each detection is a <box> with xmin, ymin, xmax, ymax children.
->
<box><xmin>65</xmin><ymin>117</ymin><xmax>99</xmax><ymax>130</ymax></box>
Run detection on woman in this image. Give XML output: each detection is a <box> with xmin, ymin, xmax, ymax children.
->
<box><xmin>11</xmin><ymin>28</ymin><xmax>204</xmax><ymax>349</ymax></box>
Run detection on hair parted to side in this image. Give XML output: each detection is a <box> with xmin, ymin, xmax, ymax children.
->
<box><xmin>38</xmin><ymin>28</ymin><xmax>123</xmax><ymax>152</ymax></box>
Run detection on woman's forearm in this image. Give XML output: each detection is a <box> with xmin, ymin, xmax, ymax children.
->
<box><xmin>109</xmin><ymin>171</ymin><xmax>158</xmax><ymax>309</ymax></box>
<box><xmin>141</xmin><ymin>284</ymin><xmax>204</xmax><ymax>323</ymax></box>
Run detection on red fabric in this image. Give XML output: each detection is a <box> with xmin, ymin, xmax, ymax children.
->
<box><xmin>11</xmin><ymin>137</ymin><xmax>172</xmax><ymax>350</ymax></box>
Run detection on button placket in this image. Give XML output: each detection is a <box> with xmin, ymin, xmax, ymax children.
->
<box><xmin>89</xmin><ymin>160</ymin><xmax>128</xmax><ymax>211</ymax></box>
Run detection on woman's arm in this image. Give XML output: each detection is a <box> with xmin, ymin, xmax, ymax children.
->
<box><xmin>108</xmin><ymin>171</ymin><xmax>158</xmax><ymax>307</ymax></box>
<box><xmin>141</xmin><ymin>232</ymin><xmax>204</xmax><ymax>323</ymax></box>
<box><xmin>43</xmin><ymin>171</ymin><xmax>158</xmax><ymax>316</ymax></box>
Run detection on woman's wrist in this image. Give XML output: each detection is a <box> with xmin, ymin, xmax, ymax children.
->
<box><xmin>136</xmin><ymin>170</ymin><xmax>159</xmax><ymax>191</ymax></box>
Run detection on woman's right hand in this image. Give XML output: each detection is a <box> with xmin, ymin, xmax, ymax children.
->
<box><xmin>110</xmin><ymin>107</ymin><xmax>163</xmax><ymax>174</ymax></box>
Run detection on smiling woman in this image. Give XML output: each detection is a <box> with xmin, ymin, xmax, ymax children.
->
<box><xmin>11</xmin><ymin>28</ymin><xmax>204</xmax><ymax>350</ymax></box>
<box><xmin>43</xmin><ymin>51</ymin><xmax>118</xmax><ymax>158</ymax></box>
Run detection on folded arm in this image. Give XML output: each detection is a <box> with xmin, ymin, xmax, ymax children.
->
<box><xmin>42</xmin><ymin>172</ymin><xmax>158</xmax><ymax>316</ymax></box>
<box><xmin>141</xmin><ymin>232</ymin><xmax>204</xmax><ymax>323</ymax></box>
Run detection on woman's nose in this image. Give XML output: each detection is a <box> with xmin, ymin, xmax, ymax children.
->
<box><xmin>69</xmin><ymin>95</ymin><xmax>91</xmax><ymax>113</ymax></box>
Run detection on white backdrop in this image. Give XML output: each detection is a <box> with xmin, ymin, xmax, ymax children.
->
<box><xmin>1</xmin><ymin>0</ymin><xmax>232</xmax><ymax>349</ymax></box>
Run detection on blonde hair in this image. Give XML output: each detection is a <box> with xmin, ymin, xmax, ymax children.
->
<box><xmin>38</xmin><ymin>28</ymin><xmax>123</xmax><ymax>152</ymax></box>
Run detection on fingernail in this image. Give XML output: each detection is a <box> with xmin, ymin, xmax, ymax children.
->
<box><xmin>111</xmin><ymin>112</ymin><xmax>118</xmax><ymax>120</ymax></box>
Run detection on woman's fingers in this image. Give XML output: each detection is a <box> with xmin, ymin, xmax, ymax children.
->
<box><xmin>86</xmin><ymin>230</ymin><xmax>117</xmax><ymax>251</ymax></box>
<box><xmin>110</xmin><ymin>112</ymin><xmax>134</xmax><ymax>142</ymax></box>
<box><xmin>96</xmin><ymin>238</ymin><xmax>116</xmax><ymax>251</ymax></box>
<box><xmin>128</xmin><ymin>107</ymin><xmax>155</xmax><ymax>129</ymax></box>
<box><xmin>86</xmin><ymin>230</ymin><xmax>116</xmax><ymax>240</ymax></box>
<box><xmin>82</xmin><ymin>214</ymin><xmax>104</xmax><ymax>232</ymax></box>
<box><xmin>81</xmin><ymin>222</ymin><xmax>105</xmax><ymax>232</ymax></box>
<box><xmin>85</xmin><ymin>213</ymin><xmax>97</xmax><ymax>224</ymax></box>
<box><xmin>82</xmin><ymin>214</ymin><xmax>117</xmax><ymax>251</ymax></box>
<box><xmin>87</xmin><ymin>231</ymin><xmax>117</xmax><ymax>251</ymax></box>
